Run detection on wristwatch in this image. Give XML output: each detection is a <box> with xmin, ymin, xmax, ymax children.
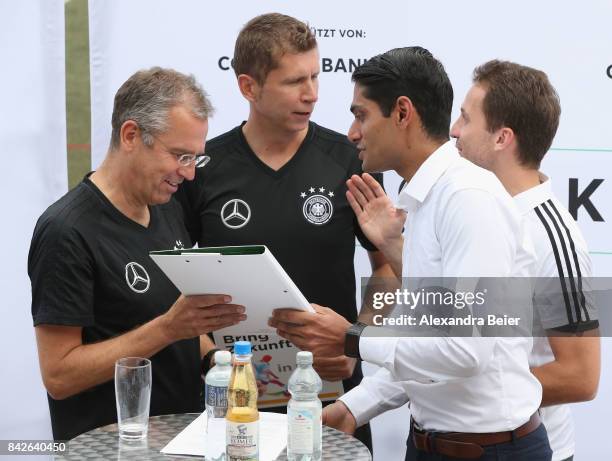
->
<box><xmin>344</xmin><ymin>322</ymin><xmax>368</xmax><ymax>360</ymax></box>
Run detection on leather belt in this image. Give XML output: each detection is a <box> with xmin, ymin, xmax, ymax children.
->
<box><xmin>410</xmin><ymin>413</ymin><xmax>541</xmax><ymax>459</ymax></box>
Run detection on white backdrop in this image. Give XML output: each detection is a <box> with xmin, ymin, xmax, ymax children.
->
<box><xmin>87</xmin><ymin>0</ymin><xmax>612</xmax><ymax>459</ymax></box>
<box><xmin>0</xmin><ymin>0</ymin><xmax>67</xmax><ymax>449</ymax></box>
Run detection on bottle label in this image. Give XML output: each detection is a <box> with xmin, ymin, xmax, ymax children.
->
<box><xmin>226</xmin><ymin>420</ymin><xmax>258</xmax><ymax>459</ymax></box>
<box><xmin>205</xmin><ymin>384</ymin><xmax>228</xmax><ymax>418</ymax></box>
<box><xmin>288</xmin><ymin>408</ymin><xmax>314</xmax><ymax>453</ymax></box>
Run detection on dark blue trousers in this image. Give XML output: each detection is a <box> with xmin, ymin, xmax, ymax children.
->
<box><xmin>405</xmin><ymin>423</ymin><xmax>552</xmax><ymax>461</ymax></box>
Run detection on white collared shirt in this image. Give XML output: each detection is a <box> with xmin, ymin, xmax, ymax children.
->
<box><xmin>340</xmin><ymin>141</ymin><xmax>542</xmax><ymax>432</ymax></box>
<box><xmin>515</xmin><ymin>175</ymin><xmax>593</xmax><ymax>460</ymax></box>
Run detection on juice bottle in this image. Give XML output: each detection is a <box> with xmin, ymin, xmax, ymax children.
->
<box><xmin>226</xmin><ymin>341</ymin><xmax>259</xmax><ymax>461</ymax></box>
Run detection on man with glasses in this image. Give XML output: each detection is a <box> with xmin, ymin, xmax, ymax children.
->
<box><xmin>151</xmin><ymin>133</ymin><xmax>211</xmax><ymax>169</ymax></box>
<box><xmin>28</xmin><ymin>67</ymin><xmax>246</xmax><ymax>441</ymax></box>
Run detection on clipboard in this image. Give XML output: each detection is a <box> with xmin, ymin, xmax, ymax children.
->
<box><xmin>149</xmin><ymin>245</ymin><xmax>314</xmax><ymax>334</ymax></box>
<box><xmin>150</xmin><ymin>245</ymin><xmax>344</xmax><ymax>405</ymax></box>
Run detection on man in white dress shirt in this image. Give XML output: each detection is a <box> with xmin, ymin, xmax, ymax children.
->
<box><xmin>450</xmin><ymin>59</ymin><xmax>600</xmax><ymax>461</ymax></box>
<box><xmin>278</xmin><ymin>47</ymin><xmax>552</xmax><ymax>460</ymax></box>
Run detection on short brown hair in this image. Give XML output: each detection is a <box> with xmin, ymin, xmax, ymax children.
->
<box><xmin>232</xmin><ymin>13</ymin><xmax>317</xmax><ymax>84</ymax></box>
<box><xmin>473</xmin><ymin>60</ymin><xmax>561</xmax><ymax>168</ymax></box>
<box><xmin>110</xmin><ymin>67</ymin><xmax>213</xmax><ymax>149</ymax></box>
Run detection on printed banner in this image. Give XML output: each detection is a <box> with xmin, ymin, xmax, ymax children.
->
<box><xmin>89</xmin><ymin>1</ymin><xmax>612</xmax><ymax>458</ymax></box>
<box><xmin>214</xmin><ymin>330</ymin><xmax>344</xmax><ymax>408</ymax></box>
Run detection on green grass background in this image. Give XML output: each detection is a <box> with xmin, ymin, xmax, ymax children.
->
<box><xmin>66</xmin><ymin>0</ymin><xmax>91</xmax><ymax>188</ymax></box>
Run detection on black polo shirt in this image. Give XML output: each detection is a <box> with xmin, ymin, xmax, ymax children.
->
<box><xmin>28</xmin><ymin>177</ymin><xmax>200</xmax><ymax>440</ymax></box>
<box><xmin>177</xmin><ymin>121</ymin><xmax>379</xmax><ymax>390</ymax></box>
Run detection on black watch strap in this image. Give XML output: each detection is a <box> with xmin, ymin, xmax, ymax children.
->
<box><xmin>344</xmin><ymin>322</ymin><xmax>368</xmax><ymax>360</ymax></box>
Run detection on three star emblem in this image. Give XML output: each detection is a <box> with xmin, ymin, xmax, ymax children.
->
<box><xmin>301</xmin><ymin>186</ymin><xmax>335</xmax><ymax>198</ymax></box>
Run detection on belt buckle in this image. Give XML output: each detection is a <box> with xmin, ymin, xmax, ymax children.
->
<box><xmin>412</xmin><ymin>419</ymin><xmax>425</xmax><ymax>432</ymax></box>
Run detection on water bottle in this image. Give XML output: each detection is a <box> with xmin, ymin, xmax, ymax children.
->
<box><xmin>205</xmin><ymin>350</ymin><xmax>232</xmax><ymax>461</ymax></box>
<box><xmin>287</xmin><ymin>351</ymin><xmax>322</xmax><ymax>461</ymax></box>
<box><xmin>206</xmin><ymin>350</ymin><xmax>232</xmax><ymax>419</ymax></box>
<box><xmin>226</xmin><ymin>341</ymin><xmax>259</xmax><ymax>461</ymax></box>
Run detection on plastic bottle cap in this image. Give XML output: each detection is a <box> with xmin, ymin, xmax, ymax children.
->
<box><xmin>234</xmin><ymin>341</ymin><xmax>251</xmax><ymax>355</ymax></box>
<box><xmin>296</xmin><ymin>351</ymin><xmax>313</xmax><ymax>364</ymax></box>
<box><xmin>214</xmin><ymin>350</ymin><xmax>231</xmax><ymax>364</ymax></box>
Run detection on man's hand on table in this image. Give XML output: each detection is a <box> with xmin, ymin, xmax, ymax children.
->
<box><xmin>323</xmin><ymin>401</ymin><xmax>357</xmax><ymax>435</ymax></box>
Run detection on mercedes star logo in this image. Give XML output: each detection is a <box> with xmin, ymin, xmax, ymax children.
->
<box><xmin>125</xmin><ymin>262</ymin><xmax>151</xmax><ymax>294</ymax></box>
<box><xmin>221</xmin><ymin>199</ymin><xmax>251</xmax><ymax>229</ymax></box>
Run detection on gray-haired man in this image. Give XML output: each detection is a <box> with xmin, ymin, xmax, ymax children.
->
<box><xmin>28</xmin><ymin>67</ymin><xmax>246</xmax><ymax>440</ymax></box>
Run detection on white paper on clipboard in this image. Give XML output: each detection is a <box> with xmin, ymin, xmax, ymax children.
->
<box><xmin>149</xmin><ymin>245</ymin><xmax>314</xmax><ymax>334</ymax></box>
<box><xmin>150</xmin><ymin>245</ymin><xmax>344</xmax><ymax>405</ymax></box>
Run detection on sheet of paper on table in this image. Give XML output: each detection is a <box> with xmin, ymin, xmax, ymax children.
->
<box><xmin>160</xmin><ymin>411</ymin><xmax>288</xmax><ymax>460</ymax></box>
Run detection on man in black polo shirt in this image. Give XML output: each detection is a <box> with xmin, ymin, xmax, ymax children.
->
<box><xmin>177</xmin><ymin>13</ymin><xmax>393</xmax><ymax>452</ymax></box>
<box><xmin>28</xmin><ymin>68</ymin><xmax>246</xmax><ymax>440</ymax></box>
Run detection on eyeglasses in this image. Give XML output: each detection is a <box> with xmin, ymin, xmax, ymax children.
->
<box><xmin>150</xmin><ymin>133</ymin><xmax>210</xmax><ymax>168</ymax></box>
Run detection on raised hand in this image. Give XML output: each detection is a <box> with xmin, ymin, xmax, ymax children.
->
<box><xmin>346</xmin><ymin>173</ymin><xmax>406</xmax><ymax>250</ymax></box>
